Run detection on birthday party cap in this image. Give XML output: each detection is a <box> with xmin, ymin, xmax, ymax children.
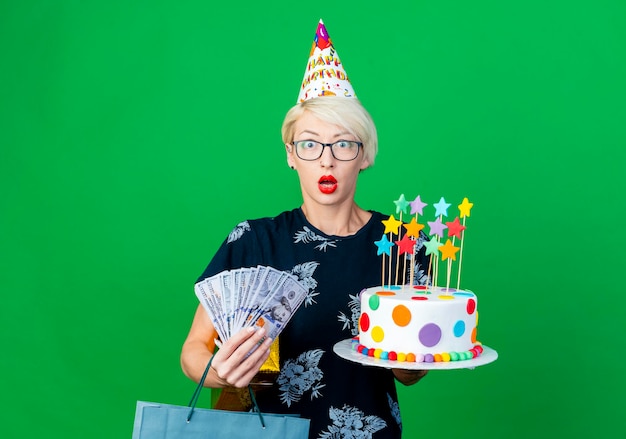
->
<box><xmin>297</xmin><ymin>19</ymin><xmax>356</xmax><ymax>102</ymax></box>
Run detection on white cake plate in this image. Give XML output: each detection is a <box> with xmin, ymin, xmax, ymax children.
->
<box><xmin>333</xmin><ymin>339</ymin><xmax>498</xmax><ymax>370</ymax></box>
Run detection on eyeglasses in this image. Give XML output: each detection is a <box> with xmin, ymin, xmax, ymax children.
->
<box><xmin>291</xmin><ymin>140</ymin><xmax>363</xmax><ymax>161</ymax></box>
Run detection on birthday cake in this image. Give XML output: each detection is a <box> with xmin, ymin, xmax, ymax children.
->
<box><xmin>355</xmin><ymin>285</ymin><xmax>482</xmax><ymax>362</ymax></box>
<box><xmin>351</xmin><ymin>195</ymin><xmax>487</xmax><ymax>364</ymax></box>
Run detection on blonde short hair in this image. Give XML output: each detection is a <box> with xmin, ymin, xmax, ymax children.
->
<box><xmin>281</xmin><ymin>97</ymin><xmax>378</xmax><ymax>167</ymax></box>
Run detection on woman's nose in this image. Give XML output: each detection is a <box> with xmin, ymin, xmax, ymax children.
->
<box><xmin>319</xmin><ymin>144</ymin><xmax>335</xmax><ymax>167</ymax></box>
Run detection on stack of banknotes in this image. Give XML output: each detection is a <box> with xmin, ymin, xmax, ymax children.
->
<box><xmin>194</xmin><ymin>265</ymin><xmax>308</xmax><ymax>344</ymax></box>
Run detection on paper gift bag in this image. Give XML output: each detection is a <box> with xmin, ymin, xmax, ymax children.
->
<box><xmin>132</xmin><ymin>400</ymin><xmax>310</xmax><ymax>439</ymax></box>
<box><xmin>132</xmin><ymin>354</ymin><xmax>309</xmax><ymax>438</ymax></box>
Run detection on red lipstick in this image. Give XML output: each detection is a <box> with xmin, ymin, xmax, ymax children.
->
<box><xmin>318</xmin><ymin>175</ymin><xmax>337</xmax><ymax>194</ymax></box>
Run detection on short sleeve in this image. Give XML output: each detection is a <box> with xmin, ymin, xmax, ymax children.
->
<box><xmin>195</xmin><ymin>220</ymin><xmax>262</xmax><ymax>282</ymax></box>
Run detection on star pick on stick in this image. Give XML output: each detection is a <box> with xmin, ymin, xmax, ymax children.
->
<box><xmin>427</xmin><ymin>217</ymin><xmax>447</xmax><ymax>238</ymax></box>
<box><xmin>409</xmin><ymin>195</ymin><xmax>427</xmax><ymax>216</ymax></box>
<box><xmin>394</xmin><ymin>194</ymin><xmax>410</xmax><ymax>215</ymax></box>
<box><xmin>445</xmin><ymin>217</ymin><xmax>466</xmax><ymax>239</ymax></box>
<box><xmin>433</xmin><ymin>197</ymin><xmax>451</xmax><ymax>217</ymax></box>
<box><xmin>456</xmin><ymin>197</ymin><xmax>472</xmax><ymax>289</ymax></box>
<box><xmin>395</xmin><ymin>234</ymin><xmax>415</xmax><ymax>255</ymax></box>
<box><xmin>458</xmin><ymin>197</ymin><xmax>474</xmax><ymax>218</ymax></box>
<box><xmin>382</xmin><ymin>215</ymin><xmax>403</xmax><ymax>235</ymax></box>
<box><xmin>423</xmin><ymin>238</ymin><xmax>441</xmax><ymax>257</ymax></box>
<box><xmin>374</xmin><ymin>234</ymin><xmax>394</xmax><ymax>256</ymax></box>
<box><xmin>403</xmin><ymin>217</ymin><xmax>425</xmax><ymax>238</ymax></box>
<box><xmin>439</xmin><ymin>239</ymin><xmax>460</xmax><ymax>261</ymax></box>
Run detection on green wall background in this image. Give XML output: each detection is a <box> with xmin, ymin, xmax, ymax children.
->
<box><xmin>2</xmin><ymin>1</ymin><xmax>625</xmax><ymax>437</ymax></box>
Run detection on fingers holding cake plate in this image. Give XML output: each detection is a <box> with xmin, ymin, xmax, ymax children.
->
<box><xmin>392</xmin><ymin>368</ymin><xmax>428</xmax><ymax>386</ymax></box>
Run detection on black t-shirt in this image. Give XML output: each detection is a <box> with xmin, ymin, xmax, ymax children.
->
<box><xmin>197</xmin><ymin>208</ymin><xmax>429</xmax><ymax>438</ymax></box>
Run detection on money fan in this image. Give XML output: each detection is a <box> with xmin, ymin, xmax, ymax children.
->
<box><xmin>194</xmin><ymin>266</ymin><xmax>308</xmax><ymax>344</ymax></box>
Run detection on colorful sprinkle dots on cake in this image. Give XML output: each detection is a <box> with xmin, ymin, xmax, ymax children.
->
<box><xmin>454</xmin><ymin>292</ymin><xmax>473</xmax><ymax>297</ymax></box>
<box><xmin>453</xmin><ymin>320</ymin><xmax>466</xmax><ymax>337</ymax></box>
<box><xmin>467</xmin><ymin>298</ymin><xmax>476</xmax><ymax>314</ymax></box>
<box><xmin>352</xmin><ymin>337</ymin><xmax>484</xmax><ymax>364</ymax></box>
<box><xmin>369</xmin><ymin>295</ymin><xmax>380</xmax><ymax>310</ymax></box>
<box><xmin>359</xmin><ymin>313</ymin><xmax>370</xmax><ymax>331</ymax></box>
<box><xmin>419</xmin><ymin>323</ymin><xmax>442</xmax><ymax>347</ymax></box>
<box><xmin>371</xmin><ymin>326</ymin><xmax>384</xmax><ymax>342</ymax></box>
<box><xmin>392</xmin><ymin>305</ymin><xmax>411</xmax><ymax>326</ymax></box>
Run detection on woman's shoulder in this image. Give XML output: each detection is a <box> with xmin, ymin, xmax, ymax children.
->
<box><xmin>233</xmin><ymin>208</ymin><xmax>388</xmax><ymax>241</ymax></box>
<box><xmin>364</xmin><ymin>210</ymin><xmax>390</xmax><ymax>228</ymax></box>
<box><xmin>245</xmin><ymin>208</ymin><xmax>302</xmax><ymax>228</ymax></box>
<box><xmin>368</xmin><ymin>210</ymin><xmax>387</xmax><ymax>221</ymax></box>
<box><xmin>227</xmin><ymin>208</ymin><xmax>303</xmax><ymax>238</ymax></box>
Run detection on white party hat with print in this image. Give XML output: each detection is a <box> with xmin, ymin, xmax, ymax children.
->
<box><xmin>297</xmin><ymin>19</ymin><xmax>356</xmax><ymax>102</ymax></box>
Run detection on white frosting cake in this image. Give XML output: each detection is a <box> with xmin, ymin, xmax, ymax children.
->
<box><xmin>355</xmin><ymin>285</ymin><xmax>483</xmax><ymax>363</ymax></box>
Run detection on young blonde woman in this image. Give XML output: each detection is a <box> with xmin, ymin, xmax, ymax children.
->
<box><xmin>181</xmin><ymin>96</ymin><xmax>429</xmax><ymax>438</ymax></box>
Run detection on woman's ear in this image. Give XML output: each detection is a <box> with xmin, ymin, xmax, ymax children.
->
<box><xmin>286</xmin><ymin>143</ymin><xmax>296</xmax><ymax>170</ymax></box>
<box><xmin>359</xmin><ymin>157</ymin><xmax>371</xmax><ymax>171</ymax></box>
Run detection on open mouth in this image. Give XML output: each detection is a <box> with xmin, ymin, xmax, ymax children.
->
<box><xmin>318</xmin><ymin>175</ymin><xmax>338</xmax><ymax>194</ymax></box>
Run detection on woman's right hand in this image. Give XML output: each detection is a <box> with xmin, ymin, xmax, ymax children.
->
<box><xmin>181</xmin><ymin>304</ymin><xmax>272</xmax><ymax>389</ymax></box>
<box><xmin>209</xmin><ymin>326</ymin><xmax>273</xmax><ymax>388</ymax></box>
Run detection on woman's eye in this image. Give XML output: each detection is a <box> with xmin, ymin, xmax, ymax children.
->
<box><xmin>336</xmin><ymin>141</ymin><xmax>351</xmax><ymax>148</ymax></box>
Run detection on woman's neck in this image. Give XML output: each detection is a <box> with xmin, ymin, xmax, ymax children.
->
<box><xmin>301</xmin><ymin>202</ymin><xmax>371</xmax><ymax>237</ymax></box>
